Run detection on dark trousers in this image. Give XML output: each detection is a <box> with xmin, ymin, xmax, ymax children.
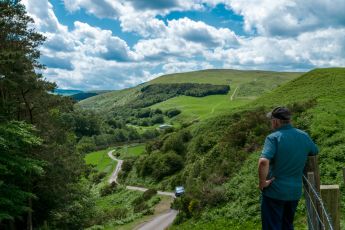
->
<box><xmin>261</xmin><ymin>195</ymin><xmax>299</xmax><ymax>230</ymax></box>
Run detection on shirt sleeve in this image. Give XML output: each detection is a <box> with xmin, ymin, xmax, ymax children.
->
<box><xmin>308</xmin><ymin>136</ymin><xmax>319</xmax><ymax>156</ymax></box>
<box><xmin>261</xmin><ymin>136</ymin><xmax>276</xmax><ymax>160</ymax></box>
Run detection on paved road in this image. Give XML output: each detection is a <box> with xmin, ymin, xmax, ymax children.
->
<box><xmin>107</xmin><ymin>150</ymin><xmax>178</xmax><ymax>229</ymax></box>
<box><xmin>108</xmin><ymin>150</ymin><xmax>123</xmax><ymax>184</ymax></box>
<box><xmin>135</xmin><ymin>209</ymin><xmax>178</xmax><ymax>230</ymax></box>
<box><xmin>107</xmin><ymin>150</ymin><xmax>175</xmax><ymax>198</ymax></box>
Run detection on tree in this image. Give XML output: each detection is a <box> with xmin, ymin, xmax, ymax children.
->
<box><xmin>0</xmin><ymin>121</ymin><xmax>43</xmax><ymax>224</ymax></box>
<box><xmin>0</xmin><ymin>0</ymin><xmax>54</xmax><ymax>123</ymax></box>
<box><xmin>0</xmin><ymin>2</ymin><xmax>90</xmax><ymax>229</ymax></box>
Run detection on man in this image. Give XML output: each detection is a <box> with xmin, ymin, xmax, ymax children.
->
<box><xmin>258</xmin><ymin>106</ymin><xmax>318</xmax><ymax>230</ymax></box>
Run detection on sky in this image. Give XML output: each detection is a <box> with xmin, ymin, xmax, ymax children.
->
<box><xmin>22</xmin><ymin>0</ymin><xmax>345</xmax><ymax>90</ymax></box>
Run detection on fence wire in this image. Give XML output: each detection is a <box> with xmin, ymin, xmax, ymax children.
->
<box><xmin>303</xmin><ymin>175</ymin><xmax>334</xmax><ymax>230</ymax></box>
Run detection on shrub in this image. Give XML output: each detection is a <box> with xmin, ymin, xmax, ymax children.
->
<box><xmin>107</xmin><ymin>207</ymin><xmax>128</xmax><ymax>219</ymax></box>
<box><xmin>188</xmin><ymin>199</ymin><xmax>201</xmax><ymax>217</ymax></box>
<box><xmin>77</xmin><ymin>136</ymin><xmax>96</xmax><ymax>154</ymax></box>
<box><xmin>165</xmin><ymin>108</ymin><xmax>181</xmax><ymax>118</ymax></box>
<box><xmin>132</xmin><ymin>196</ymin><xmax>145</xmax><ymax>206</ymax></box>
<box><xmin>142</xmin><ymin>129</ymin><xmax>160</xmax><ymax>140</ymax></box>
<box><xmin>151</xmin><ymin>114</ymin><xmax>164</xmax><ymax>124</ymax></box>
<box><xmin>162</xmin><ymin>132</ymin><xmax>185</xmax><ymax>154</ymax></box>
<box><xmin>92</xmin><ymin>172</ymin><xmax>107</xmax><ymax>184</ymax></box>
<box><xmin>142</xmin><ymin>189</ymin><xmax>157</xmax><ymax>200</ymax></box>
<box><xmin>133</xmin><ymin>202</ymin><xmax>149</xmax><ymax>213</ymax></box>
<box><xmin>121</xmin><ymin>158</ymin><xmax>135</xmax><ymax>173</ymax></box>
<box><xmin>100</xmin><ymin>182</ymin><xmax>117</xmax><ymax>197</ymax></box>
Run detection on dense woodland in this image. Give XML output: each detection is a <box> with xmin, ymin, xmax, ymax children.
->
<box><xmin>0</xmin><ymin>1</ymin><xmax>95</xmax><ymax>229</ymax></box>
<box><xmin>132</xmin><ymin>83</ymin><xmax>230</xmax><ymax>108</ymax></box>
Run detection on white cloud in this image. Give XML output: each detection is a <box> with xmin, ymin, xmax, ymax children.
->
<box><xmin>225</xmin><ymin>0</ymin><xmax>345</xmax><ymax>36</ymax></box>
<box><xmin>206</xmin><ymin>28</ymin><xmax>345</xmax><ymax>71</ymax></box>
<box><xmin>63</xmin><ymin>0</ymin><xmax>121</xmax><ymax>18</ymax></box>
<box><xmin>22</xmin><ymin>0</ymin><xmax>345</xmax><ymax>90</ymax></box>
<box><xmin>167</xmin><ymin>18</ymin><xmax>238</xmax><ymax>48</ymax></box>
<box><xmin>162</xmin><ymin>61</ymin><xmax>214</xmax><ymax>74</ymax></box>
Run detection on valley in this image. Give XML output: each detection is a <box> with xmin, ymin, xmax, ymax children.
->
<box><xmin>77</xmin><ymin>68</ymin><xmax>345</xmax><ymax>229</ymax></box>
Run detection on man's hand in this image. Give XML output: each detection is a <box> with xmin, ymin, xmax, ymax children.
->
<box><xmin>259</xmin><ymin>177</ymin><xmax>275</xmax><ymax>191</ymax></box>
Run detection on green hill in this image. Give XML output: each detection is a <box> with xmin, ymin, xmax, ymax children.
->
<box><xmin>77</xmin><ymin>69</ymin><xmax>302</xmax><ymax>121</ymax></box>
<box><xmin>117</xmin><ymin>68</ymin><xmax>345</xmax><ymax>229</ymax></box>
<box><xmin>172</xmin><ymin>68</ymin><xmax>345</xmax><ymax>229</ymax></box>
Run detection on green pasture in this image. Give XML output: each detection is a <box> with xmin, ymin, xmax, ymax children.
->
<box><xmin>150</xmin><ymin>94</ymin><xmax>250</xmax><ymax>122</ymax></box>
<box><xmin>113</xmin><ymin>144</ymin><xmax>146</xmax><ymax>158</ymax></box>
<box><xmin>84</xmin><ymin>148</ymin><xmax>117</xmax><ymax>176</ymax></box>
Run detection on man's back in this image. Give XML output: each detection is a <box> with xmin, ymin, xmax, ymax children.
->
<box><xmin>261</xmin><ymin>124</ymin><xmax>319</xmax><ymax>200</ymax></box>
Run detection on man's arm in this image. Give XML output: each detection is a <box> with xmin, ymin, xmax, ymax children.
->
<box><xmin>258</xmin><ymin>158</ymin><xmax>274</xmax><ymax>191</ymax></box>
<box><xmin>308</xmin><ymin>136</ymin><xmax>319</xmax><ymax>156</ymax></box>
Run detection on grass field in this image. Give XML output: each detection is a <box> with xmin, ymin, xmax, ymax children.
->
<box><xmin>84</xmin><ymin>148</ymin><xmax>117</xmax><ymax>176</ymax></box>
<box><xmin>112</xmin><ymin>143</ymin><xmax>146</xmax><ymax>159</ymax></box>
<box><xmin>150</xmin><ymin>94</ymin><xmax>249</xmax><ymax>123</ymax></box>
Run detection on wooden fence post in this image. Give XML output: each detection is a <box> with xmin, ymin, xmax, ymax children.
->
<box><xmin>320</xmin><ymin>185</ymin><xmax>340</xmax><ymax>230</ymax></box>
<box><xmin>304</xmin><ymin>156</ymin><xmax>320</xmax><ymax>192</ymax></box>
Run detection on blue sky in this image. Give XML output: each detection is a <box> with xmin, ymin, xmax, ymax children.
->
<box><xmin>22</xmin><ymin>0</ymin><xmax>345</xmax><ymax>90</ymax></box>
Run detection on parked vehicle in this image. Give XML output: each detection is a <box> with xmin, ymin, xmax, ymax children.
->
<box><xmin>175</xmin><ymin>186</ymin><xmax>185</xmax><ymax>197</ymax></box>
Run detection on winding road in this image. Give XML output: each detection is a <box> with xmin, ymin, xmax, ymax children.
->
<box><xmin>107</xmin><ymin>150</ymin><xmax>177</xmax><ymax>229</ymax></box>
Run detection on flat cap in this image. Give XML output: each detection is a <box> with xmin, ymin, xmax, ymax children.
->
<box><xmin>266</xmin><ymin>106</ymin><xmax>291</xmax><ymax>120</ymax></box>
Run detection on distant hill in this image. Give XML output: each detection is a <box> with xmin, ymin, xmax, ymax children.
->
<box><xmin>53</xmin><ymin>89</ymin><xmax>113</xmax><ymax>101</ymax></box>
<box><xmin>77</xmin><ymin>69</ymin><xmax>303</xmax><ymax>115</ymax></box>
<box><xmin>71</xmin><ymin>92</ymin><xmax>98</xmax><ymax>101</ymax></box>
<box><xmin>53</xmin><ymin>89</ymin><xmax>83</xmax><ymax>96</ymax></box>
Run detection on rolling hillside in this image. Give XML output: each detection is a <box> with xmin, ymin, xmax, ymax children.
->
<box><xmin>166</xmin><ymin>68</ymin><xmax>345</xmax><ymax>229</ymax></box>
<box><xmin>77</xmin><ymin>69</ymin><xmax>302</xmax><ymax>119</ymax></box>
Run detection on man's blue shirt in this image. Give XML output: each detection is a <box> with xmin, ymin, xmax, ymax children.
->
<box><xmin>261</xmin><ymin>124</ymin><xmax>319</xmax><ymax>201</ymax></box>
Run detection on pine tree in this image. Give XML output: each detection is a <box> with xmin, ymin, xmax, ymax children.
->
<box><xmin>0</xmin><ymin>0</ymin><xmax>55</xmax><ymax>123</ymax></box>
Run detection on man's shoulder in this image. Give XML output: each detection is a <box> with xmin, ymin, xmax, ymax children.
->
<box><xmin>292</xmin><ymin>127</ymin><xmax>310</xmax><ymax>137</ymax></box>
<box><xmin>268</xmin><ymin>127</ymin><xmax>309</xmax><ymax>138</ymax></box>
